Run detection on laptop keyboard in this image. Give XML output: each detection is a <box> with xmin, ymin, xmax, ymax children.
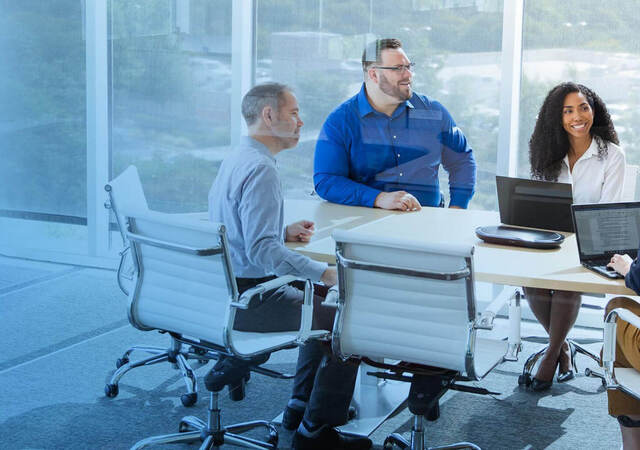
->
<box><xmin>583</xmin><ymin>261</ymin><xmax>624</xmax><ymax>279</ymax></box>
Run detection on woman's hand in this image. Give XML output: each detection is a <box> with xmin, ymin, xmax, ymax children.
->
<box><xmin>607</xmin><ymin>254</ymin><xmax>633</xmax><ymax>277</ymax></box>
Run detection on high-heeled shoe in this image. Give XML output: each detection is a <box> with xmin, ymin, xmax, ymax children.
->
<box><xmin>557</xmin><ymin>341</ymin><xmax>576</xmax><ymax>383</ymax></box>
<box><xmin>530</xmin><ymin>377</ymin><xmax>553</xmax><ymax>391</ymax></box>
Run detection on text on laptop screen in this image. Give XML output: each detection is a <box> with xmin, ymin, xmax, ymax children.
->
<box><xmin>574</xmin><ymin>206</ymin><xmax>640</xmax><ymax>257</ymax></box>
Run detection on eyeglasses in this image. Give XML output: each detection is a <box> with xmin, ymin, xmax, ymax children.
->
<box><xmin>372</xmin><ymin>62</ymin><xmax>415</xmax><ymax>73</ymax></box>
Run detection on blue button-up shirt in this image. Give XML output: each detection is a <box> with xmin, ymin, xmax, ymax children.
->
<box><xmin>209</xmin><ymin>137</ymin><xmax>327</xmax><ymax>281</ymax></box>
<box><xmin>314</xmin><ymin>84</ymin><xmax>476</xmax><ymax>208</ymax></box>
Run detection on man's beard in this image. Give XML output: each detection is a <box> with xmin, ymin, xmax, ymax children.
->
<box><xmin>379</xmin><ymin>72</ymin><xmax>412</xmax><ymax>101</ymax></box>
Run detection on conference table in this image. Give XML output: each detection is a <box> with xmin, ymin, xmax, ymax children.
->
<box><xmin>194</xmin><ymin>198</ymin><xmax>634</xmax><ymax>436</ymax></box>
<box><xmin>283</xmin><ymin>198</ymin><xmax>634</xmax><ymax>296</ymax></box>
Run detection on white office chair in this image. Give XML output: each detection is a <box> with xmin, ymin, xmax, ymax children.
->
<box><xmin>123</xmin><ymin>210</ymin><xmax>326</xmax><ymax>449</ymax></box>
<box><xmin>104</xmin><ymin>166</ymin><xmax>213</xmax><ymax>407</ymax></box>
<box><xmin>603</xmin><ymin>307</ymin><xmax>640</xmax><ymax>408</ymax></box>
<box><xmin>331</xmin><ymin>229</ymin><xmax>521</xmax><ymax>450</ymax></box>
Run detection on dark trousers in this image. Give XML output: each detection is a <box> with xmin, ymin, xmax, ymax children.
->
<box><xmin>234</xmin><ymin>277</ymin><xmax>359</xmax><ymax>426</ymax></box>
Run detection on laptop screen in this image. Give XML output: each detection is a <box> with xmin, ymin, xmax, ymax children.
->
<box><xmin>572</xmin><ymin>202</ymin><xmax>640</xmax><ymax>260</ymax></box>
<box><xmin>496</xmin><ymin>176</ymin><xmax>574</xmax><ymax>232</ymax></box>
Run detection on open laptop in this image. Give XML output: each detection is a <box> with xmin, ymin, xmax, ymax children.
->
<box><xmin>571</xmin><ymin>202</ymin><xmax>640</xmax><ymax>279</ymax></box>
<box><xmin>496</xmin><ymin>176</ymin><xmax>574</xmax><ymax>232</ymax></box>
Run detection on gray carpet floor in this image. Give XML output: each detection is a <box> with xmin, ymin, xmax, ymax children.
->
<box><xmin>0</xmin><ymin>255</ymin><xmax>623</xmax><ymax>449</ymax></box>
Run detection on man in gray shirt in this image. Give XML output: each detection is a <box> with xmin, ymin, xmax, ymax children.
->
<box><xmin>209</xmin><ymin>83</ymin><xmax>370</xmax><ymax>450</ymax></box>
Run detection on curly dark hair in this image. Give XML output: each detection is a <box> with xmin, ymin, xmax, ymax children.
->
<box><xmin>529</xmin><ymin>82</ymin><xmax>619</xmax><ymax>181</ymax></box>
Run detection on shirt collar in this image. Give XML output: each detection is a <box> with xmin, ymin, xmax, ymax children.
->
<box><xmin>241</xmin><ymin>136</ymin><xmax>276</xmax><ymax>162</ymax></box>
<box><xmin>562</xmin><ymin>137</ymin><xmax>599</xmax><ymax>167</ymax></box>
<box><xmin>357</xmin><ymin>83</ymin><xmax>414</xmax><ymax>118</ymax></box>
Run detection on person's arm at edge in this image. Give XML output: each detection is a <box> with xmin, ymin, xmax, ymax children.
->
<box><xmin>626</xmin><ymin>256</ymin><xmax>640</xmax><ymax>294</ymax></box>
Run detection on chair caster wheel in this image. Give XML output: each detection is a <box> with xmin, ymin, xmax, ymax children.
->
<box><xmin>181</xmin><ymin>392</ymin><xmax>197</xmax><ymax>407</ymax></box>
<box><xmin>116</xmin><ymin>356</ymin><xmax>129</xmax><ymax>368</ymax></box>
<box><xmin>267</xmin><ymin>430</ymin><xmax>278</xmax><ymax>446</ymax></box>
<box><xmin>179</xmin><ymin>420</ymin><xmax>196</xmax><ymax>433</ymax></box>
<box><xmin>384</xmin><ymin>434</ymin><xmax>408</xmax><ymax>449</ymax></box>
<box><xmin>518</xmin><ymin>373</ymin><xmax>531</xmax><ymax>386</ymax></box>
<box><xmin>105</xmin><ymin>384</ymin><xmax>119</xmax><ymax>398</ymax></box>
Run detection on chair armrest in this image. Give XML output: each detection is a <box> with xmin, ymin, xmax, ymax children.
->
<box><xmin>474</xmin><ymin>287</ymin><xmax>519</xmax><ymax>330</ymax></box>
<box><xmin>604</xmin><ymin>308</ymin><xmax>640</xmax><ymax>363</ymax></box>
<box><xmin>603</xmin><ymin>307</ymin><xmax>640</xmax><ymax>386</ymax></box>
<box><xmin>231</xmin><ymin>275</ymin><xmax>298</xmax><ymax>310</ymax></box>
<box><xmin>322</xmin><ymin>285</ymin><xmax>339</xmax><ymax>307</ymax></box>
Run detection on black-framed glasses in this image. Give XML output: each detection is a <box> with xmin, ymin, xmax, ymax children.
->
<box><xmin>372</xmin><ymin>62</ymin><xmax>415</xmax><ymax>73</ymax></box>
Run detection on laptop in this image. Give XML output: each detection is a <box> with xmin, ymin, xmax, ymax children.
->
<box><xmin>496</xmin><ymin>176</ymin><xmax>574</xmax><ymax>232</ymax></box>
<box><xmin>571</xmin><ymin>202</ymin><xmax>640</xmax><ymax>279</ymax></box>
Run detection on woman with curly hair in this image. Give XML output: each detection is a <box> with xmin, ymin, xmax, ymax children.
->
<box><xmin>525</xmin><ymin>82</ymin><xmax>626</xmax><ymax>391</ymax></box>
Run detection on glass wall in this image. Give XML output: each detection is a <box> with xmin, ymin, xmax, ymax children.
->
<box><xmin>256</xmin><ymin>0</ymin><xmax>503</xmax><ymax>210</ymax></box>
<box><xmin>518</xmin><ymin>0</ymin><xmax>640</xmax><ymax>179</ymax></box>
<box><xmin>0</xmin><ymin>1</ymin><xmax>87</xmax><ymax>254</ymax></box>
<box><xmin>109</xmin><ymin>0</ymin><xmax>232</xmax><ymax>214</ymax></box>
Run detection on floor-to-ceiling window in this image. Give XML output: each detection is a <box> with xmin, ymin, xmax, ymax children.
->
<box><xmin>0</xmin><ymin>1</ymin><xmax>87</xmax><ymax>256</ymax></box>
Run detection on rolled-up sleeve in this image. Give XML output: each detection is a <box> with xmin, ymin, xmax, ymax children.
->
<box><xmin>439</xmin><ymin>105</ymin><xmax>476</xmax><ymax>208</ymax></box>
<box><xmin>239</xmin><ymin>164</ymin><xmax>327</xmax><ymax>282</ymax></box>
<box><xmin>626</xmin><ymin>256</ymin><xmax>640</xmax><ymax>294</ymax></box>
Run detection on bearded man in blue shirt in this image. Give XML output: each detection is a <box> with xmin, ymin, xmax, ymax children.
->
<box><xmin>314</xmin><ymin>38</ymin><xmax>476</xmax><ymax>211</ymax></box>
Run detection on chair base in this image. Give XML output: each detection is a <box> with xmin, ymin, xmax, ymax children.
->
<box><xmin>104</xmin><ymin>337</ymin><xmax>217</xmax><ymax>407</ymax></box>
<box><xmin>382</xmin><ymin>415</ymin><xmax>480</xmax><ymax>450</ymax></box>
<box><xmin>518</xmin><ymin>339</ymin><xmax>603</xmax><ymax>388</ymax></box>
<box><xmin>131</xmin><ymin>392</ymin><xmax>278</xmax><ymax>449</ymax></box>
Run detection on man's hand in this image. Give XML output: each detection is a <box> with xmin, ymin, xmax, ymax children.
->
<box><xmin>285</xmin><ymin>220</ymin><xmax>315</xmax><ymax>242</ymax></box>
<box><xmin>320</xmin><ymin>267</ymin><xmax>337</xmax><ymax>287</ymax></box>
<box><xmin>608</xmin><ymin>253</ymin><xmax>633</xmax><ymax>276</ymax></box>
<box><xmin>449</xmin><ymin>205</ymin><xmax>463</xmax><ymax>210</ymax></box>
<box><xmin>374</xmin><ymin>191</ymin><xmax>422</xmax><ymax>211</ymax></box>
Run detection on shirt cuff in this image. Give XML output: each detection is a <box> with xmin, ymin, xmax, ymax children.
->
<box><xmin>362</xmin><ymin>189</ymin><xmax>381</xmax><ymax>208</ymax></box>
<box><xmin>449</xmin><ymin>189</ymin><xmax>472</xmax><ymax>209</ymax></box>
<box><xmin>303</xmin><ymin>259</ymin><xmax>329</xmax><ymax>283</ymax></box>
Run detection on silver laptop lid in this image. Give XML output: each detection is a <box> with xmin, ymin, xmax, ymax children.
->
<box><xmin>571</xmin><ymin>202</ymin><xmax>640</xmax><ymax>262</ymax></box>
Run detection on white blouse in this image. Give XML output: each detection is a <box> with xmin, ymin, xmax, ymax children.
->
<box><xmin>557</xmin><ymin>138</ymin><xmax>626</xmax><ymax>204</ymax></box>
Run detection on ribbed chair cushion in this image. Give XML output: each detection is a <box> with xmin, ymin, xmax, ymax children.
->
<box><xmin>333</xmin><ymin>229</ymin><xmax>506</xmax><ymax>379</ymax></box>
<box><xmin>130</xmin><ymin>213</ymin><xmax>232</xmax><ymax>346</ymax></box>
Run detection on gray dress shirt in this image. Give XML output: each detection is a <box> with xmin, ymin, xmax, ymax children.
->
<box><xmin>208</xmin><ymin>136</ymin><xmax>327</xmax><ymax>281</ymax></box>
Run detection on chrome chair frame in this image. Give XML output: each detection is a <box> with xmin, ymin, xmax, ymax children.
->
<box><xmin>103</xmin><ymin>167</ymin><xmax>213</xmax><ymax>407</ymax></box>
<box><xmin>125</xmin><ymin>211</ymin><xmax>326</xmax><ymax>449</ymax></box>
<box><xmin>602</xmin><ymin>307</ymin><xmax>640</xmax><ymax>399</ymax></box>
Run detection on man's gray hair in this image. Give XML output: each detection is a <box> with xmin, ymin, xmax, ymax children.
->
<box><xmin>241</xmin><ymin>82</ymin><xmax>291</xmax><ymax>126</ymax></box>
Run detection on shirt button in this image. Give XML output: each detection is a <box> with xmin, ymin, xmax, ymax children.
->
<box><xmin>399</xmin><ymin>172</ymin><xmax>403</xmax><ymax>176</ymax></box>
<box><xmin>393</xmin><ymin>135</ymin><xmax>397</xmax><ymax>139</ymax></box>
<box><xmin>397</xmin><ymin>153</ymin><xmax>401</xmax><ymax>157</ymax></box>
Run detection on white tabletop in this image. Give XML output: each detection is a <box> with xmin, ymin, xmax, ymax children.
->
<box><xmin>284</xmin><ymin>200</ymin><xmax>634</xmax><ymax>296</ymax></box>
